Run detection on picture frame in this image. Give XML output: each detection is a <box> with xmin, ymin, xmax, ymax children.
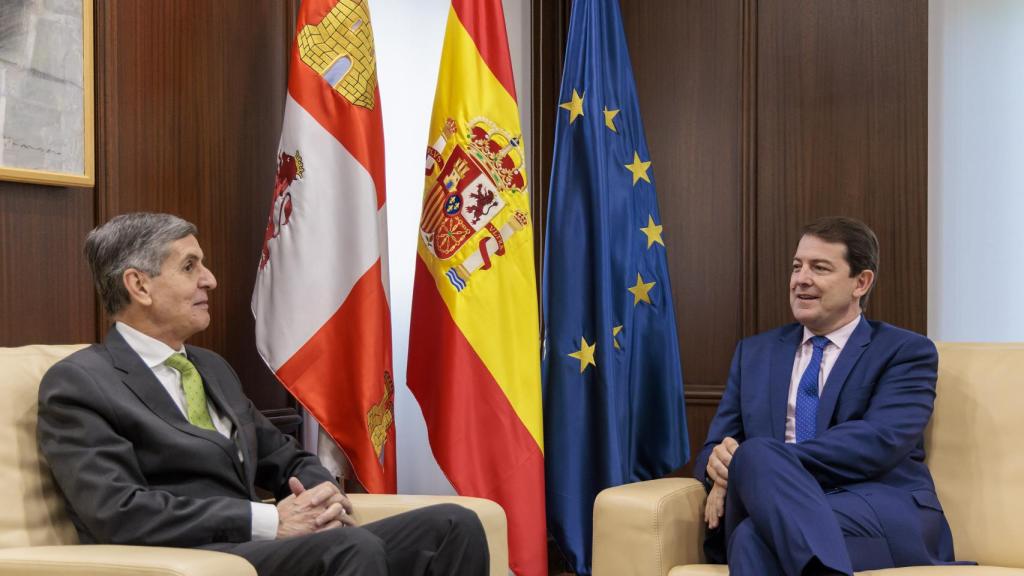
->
<box><xmin>0</xmin><ymin>0</ymin><xmax>94</xmax><ymax>187</ymax></box>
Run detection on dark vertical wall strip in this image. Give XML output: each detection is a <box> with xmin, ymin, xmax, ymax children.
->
<box><xmin>533</xmin><ymin>0</ymin><xmax>927</xmax><ymax>475</ymax></box>
<box><xmin>531</xmin><ymin>0</ymin><xmax>573</xmax><ymax>315</ymax></box>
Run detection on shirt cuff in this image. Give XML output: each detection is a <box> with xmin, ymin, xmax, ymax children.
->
<box><xmin>250</xmin><ymin>501</ymin><xmax>279</xmax><ymax>541</ymax></box>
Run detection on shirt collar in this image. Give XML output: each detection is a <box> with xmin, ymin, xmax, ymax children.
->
<box><xmin>115</xmin><ymin>321</ymin><xmax>186</xmax><ymax>368</ymax></box>
<box><xmin>801</xmin><ymin>314</ymin><xmax>862</xmax><ymax>351</ymax></box>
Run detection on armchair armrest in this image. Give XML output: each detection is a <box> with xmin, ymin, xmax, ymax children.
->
<box><xmin>0</xmin><ymin>545</ymin><xmax>256</xmax><ymax>576</ymax></box>
<box><xmin>348</xmin><ymin>493</ymin><xmax>508</xmax><ymax>576</ymax></box>
<box><xmin>592</xmin><ymin>478</ymin><xmax>707</xmax><ymax>576</ymax></box>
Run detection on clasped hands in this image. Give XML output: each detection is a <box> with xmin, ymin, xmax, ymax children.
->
<box><xmin>276</xmin><ymin>477</ymin><xmax>355</xmax><ymax>539</ymax></box>
<box><xmin>704</xmin><ymin>436</ymin><xmax>738</xmax><ymax>530</ymax></box>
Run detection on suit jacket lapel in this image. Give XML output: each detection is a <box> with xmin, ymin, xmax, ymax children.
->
<box><xmin>816</xmin><ymin>317</ymin><xmax>873</xmax><ymax>433</ymax></box>
<box><xmin>106</xmin><ymin>329</ymin><xmax>248</xmax><ymax>487</ymax></box>
<box><xmin>769</xmin><ymin>325</ymin><xmax>803</xmax><ymax>441</ymax></box>
<box><xmin>107</xmin><ymin>329</ymin><xmax>195</xmax><ymax>432</ymax></box>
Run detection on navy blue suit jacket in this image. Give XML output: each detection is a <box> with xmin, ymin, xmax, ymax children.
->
<box><xmin>695</xmin><ymin>318</ymin><xmax>954</xmax><ymax>566</ymax></box>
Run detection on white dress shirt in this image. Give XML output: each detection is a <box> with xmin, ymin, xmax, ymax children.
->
<box><xmin>115</xmin><ymin>322</ymin><xmax>278</xmax><ymax>540</ymax></box>
<box><xmin>784</xmin><ymin>315</ymin><xmax>862</xmax><ymax>443</ymax></box>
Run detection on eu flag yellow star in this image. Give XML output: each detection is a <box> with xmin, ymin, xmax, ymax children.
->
<box><xmin>603</xmin><ymin>106</ymin><xmax>620</xmax><ymax>132</ymax></box>
<box><xmin>612</xmin><ymin>325</ymin><xmax>623</xmax><ymax>350</ymax></box>
<box><xmin>640</xmin><ymin>215</ymin><xmax>664</xmax><ymax>248</ymax></box>
<box><xmin>559</xmin><ymin>89</ymin><xmax>585</xmax><ymax>124</ymax></box>
<box><xmin>568</xmin><ymin>336</ymin><xmax>597</xmax><ymax>373</ymax></box>
<box><xmin>625</xmin><ymin>151</ymin><xmax>651</xmax><ymax>185</ymax></box>
<box><xmin>628</xmin><ymin>273</ymin><xmax>656</xmax><ymax>306</ymax></box>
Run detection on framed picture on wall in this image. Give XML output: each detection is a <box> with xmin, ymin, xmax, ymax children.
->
<box><xmin>0</xmin><ymin>0</ymin><xmax>94</xmax><ymax>187</ymax></box>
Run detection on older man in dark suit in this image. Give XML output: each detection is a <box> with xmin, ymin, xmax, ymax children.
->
<box><xmin>696</xmin><ymin>217</ymin><xmax>956</xmax><ymax>575</ymax></box>
<box><xmin>38</xmin><ymin>212</ymin><xmax>488</xmax><ymax>576</ymax></box>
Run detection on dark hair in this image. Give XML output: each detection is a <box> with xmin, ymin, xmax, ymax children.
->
<box><xmin>800</xmin><ymin>216</ymin><xmax>879</xmax><ymax>309</ymax></box>
<box><xmin>85</xmin><ymin>213</ymin><xmax>198</xmax><ymax>315</ymax></box>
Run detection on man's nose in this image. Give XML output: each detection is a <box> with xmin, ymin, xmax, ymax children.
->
<box><xmin>793</xmin><ymin>266</ymin><xmax>812</xmax><ymax>285</ymax></box>
<box><xmin>200</xmin><ymin>266</ymin><xmax>218</xmax><ymax>290</ymax></box>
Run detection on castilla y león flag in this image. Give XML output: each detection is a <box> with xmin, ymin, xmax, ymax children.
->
<box><xmin>407</xmin><ymin>1</ymin><xmax>546</xmax><ymax>574</ymax></box>
<box><xmin>252</xmin><ymin>0</ymin><xmax>395</xmax><ymax>494</ymax></box>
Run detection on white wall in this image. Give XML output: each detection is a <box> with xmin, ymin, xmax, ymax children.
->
<box><xmin>929</xmin><ymin>0</ymin><xmax>1024</xmax><ymax>342</ymax></box>
<box><xmin>374</xmin><ymin>0</ymin><xmax>532</xmax><ymax>495</ymax></box>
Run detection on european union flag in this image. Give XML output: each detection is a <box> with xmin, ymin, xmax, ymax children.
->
<box><xmin>541</xmin><ymin>0</ymin><xmax>689</xmax><ymax>573</ymax></box>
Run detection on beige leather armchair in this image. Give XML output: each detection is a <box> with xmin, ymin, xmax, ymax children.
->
<box><xmin>0</xmin><ymin>345</ymin><xmax>507</xmax><ymax>576</ymax></box>
<box><xmin>593</xmin><ymin>343</ymin><xmax>1024</xmax><ymax>576</ymax></box>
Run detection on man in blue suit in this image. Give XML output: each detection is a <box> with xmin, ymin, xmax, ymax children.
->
<box><xmin>695</xmin><ymin>217</ymin><xmax>955</xmax><ymax>575</ymax></box>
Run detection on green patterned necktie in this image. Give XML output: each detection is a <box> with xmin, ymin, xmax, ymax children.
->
<box><xmin>163</xmin><ymin>353</ymin><xmax>216</xmax><ymax>431</ymax></box>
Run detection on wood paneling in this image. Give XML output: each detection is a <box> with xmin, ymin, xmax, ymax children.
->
<box><xmin>755</xmin><ymin>0</ymin><xmax>929</xmax><ymax>334</ymax></box>
<box><xmin>675</xmin><ymin>396</ymin><xmax>722</xmax><ymax>478</ymax></box>
<box><xmin>94</xmin><ymin>0</ymin><xmax>295</xmax><ymax>411</ymax></box>
<box><xmin>0</xmin><ymin>184</ymin><xmax>95</xmax><ymax>345</ymax></box>
<box><xmin>534</xmin><ymin>0</ymin><xmax>928</xmax><ymax>480</ymax></box>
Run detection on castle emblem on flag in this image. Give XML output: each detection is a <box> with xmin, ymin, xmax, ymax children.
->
<box><xmin>297</xmin><ymin>0</ymin><xmax>378</xmax><ymax>110</ymax></box>
<box><xmin>420</xmin><ymin>117</ymin><xmax>528</xmax><ymax>291</ymax></box>
<box><xmin>367</xmin><ymin>371</ymin><xmax>394</xmax><ymax>464</ymax></box>
<box><xmin>260</xmin><ymin>150</ymin><xmax>304</xmax><ymax>270</ymax></box>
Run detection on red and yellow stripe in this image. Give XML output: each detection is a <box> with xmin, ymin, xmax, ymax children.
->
<box><xmin>408</xmin><ymin>1</ymin><xmax>546</xmax><ymax>574</ymax></box>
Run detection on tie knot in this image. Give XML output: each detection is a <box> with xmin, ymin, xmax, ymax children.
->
<box><xmin>810</xmin><ymin>335</ymin><xmax>830</xmax><ymax>351</ymax></box>
<box><xmin>163</xmin><ymin>353</ymin><xmax>196</xmax><ymax>374</ymax></box>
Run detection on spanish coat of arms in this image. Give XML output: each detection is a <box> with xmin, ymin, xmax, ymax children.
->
<box><xmin>420</xmin><ymin>117</ymin><xmax>529</xmax><ymax>292</ymax></box>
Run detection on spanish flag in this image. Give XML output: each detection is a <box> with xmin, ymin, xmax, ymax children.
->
<box><xmin>407</xmin><ymin>1</ymin><xmax>546</xmax><ymax>574</ymax></box>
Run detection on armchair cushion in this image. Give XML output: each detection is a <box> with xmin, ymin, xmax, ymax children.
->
<box><xmin>1</xmin><ymin>344</ymin><xmax>86</xmax><ymax>548</ymax></box>
<box><xmin>0</xmin><ymin>545</ymin><xmax>256</xmax><ymax>576</ymax></box>
<box><xmin>924</xmin><ymin>343</ymin><xmax>1024</xmax><ymax>567</ymax></box>
<box><xmin>592</xmin><ymin>478</ymin><xmax>705</xmax><ymax>576</ymax></box>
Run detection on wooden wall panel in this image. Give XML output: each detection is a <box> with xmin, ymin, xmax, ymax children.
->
<box><xmin>755</xmin><ymin>0</ymin><xmax>929</xmax><ymax>334</ymax></box>
<box><xmin>95</xmin><ymin>0</ymin><xmax>295</xmax><ymax>411</ymax></box>
<box><xmin>0</xmin><ymin>184</ymin><xmax>95</xmax><ymax>345</ymax></box>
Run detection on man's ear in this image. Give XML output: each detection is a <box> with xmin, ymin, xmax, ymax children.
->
<box><xmin>853</xmin><ymin>269</ymin><xmax>875</xmax><ymax>299</ymax></box>
<box><xmin>122</xmin><ymin>268</ymin><xmax>153</xmax><ymax>307</ymax></box>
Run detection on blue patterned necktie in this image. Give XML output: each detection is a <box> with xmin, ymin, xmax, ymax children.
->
<box><xmin>794</xmin><ymin>335</ymin><xmax>831</xmax><ymax>443</ymax></box>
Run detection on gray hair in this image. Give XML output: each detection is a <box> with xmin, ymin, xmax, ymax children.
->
<box><xmin>85</xmin><ymin>213</ymin><xmax>198</xmax><ymax>315</ymax></box>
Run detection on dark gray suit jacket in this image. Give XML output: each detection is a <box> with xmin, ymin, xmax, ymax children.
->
<box><xmin>37</xmin><ymin>328</ymin><xmax>335</xmax><ymax>547</ymax></box>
